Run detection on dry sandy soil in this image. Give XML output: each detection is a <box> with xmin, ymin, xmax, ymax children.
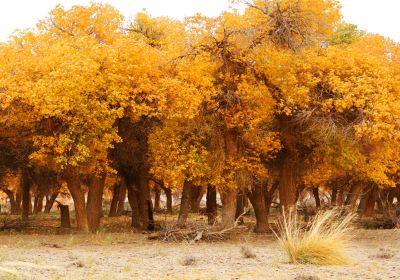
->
<box><xmin>0</xmin><ymin>214</ymin><xmax>399</xmax><ymax>280</ymax></box>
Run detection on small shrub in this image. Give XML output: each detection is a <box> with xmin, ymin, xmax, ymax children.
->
<box><xmin>240</xmin><ymin>246</ymin><xmax>256</xmax><ymax>258</ymax></box>
<box><xmin>180</xmin><ymin>256</ymin><xmax>197</xmax><ymax>266</ymax></box>
<box><xmin>274</xmin><ymin>209</ymin><xmax>354</xmax><ymax>265</ymax></box>
<box><xmin>375</xmin><ymin>248</ymin><xmax>395</xmax><ymax>259</ymax></box>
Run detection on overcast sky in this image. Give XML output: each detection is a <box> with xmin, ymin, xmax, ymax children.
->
<box><xmin>0</xmin><ymin>0</ymin><xmax>399</xmax><ymax>43</ymax></box>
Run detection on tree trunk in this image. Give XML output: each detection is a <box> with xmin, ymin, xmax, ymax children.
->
<box><xmin>331</xmin><ymin>187</ymin><xmax>338</xmax><ymax>206</ymax></box>
<box><xmin>15</xmin><ymin>186</ymin><xmax>22</xmax><ymax>214</ymax></box>
<box><xmin>116</xmin><ymin>183</ymin><xmax>127</xmax><ymax>216</ymax></box>
<box><xmin>4</xmin><ymin>189</ymin><xmax>18</xmax><ymax>214</ymax></box>
<box><xmin>177</xmin><ymin>180</ymin><xmax>192</xmax><ymax>228</ymax></box>
<box><xmin>34</xmin><ymin>193</ymin><xmax>45</xmax><ymax>214</ymax></box>
<box><xmin>363</xmin><ymin>187</ymin><xmax>378</xmax><ymax>217</ymax></box>
<box><xmin>264</xmin><ymin>182</ymin><xmax>279</xmax><ymax>215</ymax></box>
<box><xmin>189</xmin><ymin>185</ymin><xmax>205</xmax><ymax>213</ymax></box>
<box><xmin>220</xmin><ymin>129</ymin><xmax>238</xmax><ymax>229</ymax></box>
<box><xmin>57</xmin><ymin>202</ymin><xmax>71</xmax><ymax>228</ymax></box>
<box><xmin>206</xmin><ymin>185</ymin><xmax>217</xmax><ymax>225</ymax></box>
<box><xmin>154</xmin><ymin>185</ymin><xmax>161</xmax><ymax>212</ymax></box>
<box><xmin>65</xmin><ymin>170</ymin><xmax>88</xmax><ymax>232</ymax></box>
<box><xmin>44</xmin><ymin>192</ymin><xmax>58</xmax><ymax>213</ymax></box>
<box><xmin>21</xmin><ymin>170</ymin><xmax>31</xmax><ymax>221</ymax></box>
<box><xmin>86</xmin><ymin>175</ymin><xmax>105</xmax><ymax>232</ymax></box>
<box><xmin>126</xmin><ymin>184</ymin><xmax>141</xmax><ymax>229</ymax></box>
<box><xmin>312</xmin><ymin>187</ymin><xmax>321</xmax><ymax>209</ymax></box>
<box><xmin>138</xmin><ymin>168</ymin><xmax>153</xmax><ymax>230</ymax></box>
<box><xmin>248</xmin><ymin>183</ymin><xmax>269</xmax><ymax>233</ymax></box>
<box><xmin>220</xmin><ymin>188</ymin><xmax>237</xmax><ymax>229</ymax></box>
<box><xmin>279</xmin><ymin>150</ymin><xmax>298</xmax><ymax>212</ymax></box>
<box><xmin>337</xmin><ymin>187</ymin><xmax>345</xmax><ymax>206</ymax></box>
<box><xmin>109</xmin><ymin>184</ymin><xmax>120</xmax><ymax>217</ymax></box>
<box><xmin>163</xmin><ymin>187</ymin><xmax>173</xmax><ymax>213</ymax></box>
<box><xmin>345</xmin><ymin>182</ymin><xmax>363</xmax><ymax>211</ymax></box>
<box><xmin>235</xmin><ymin>189</ymin><xmax>245</xmax><ymax>225</ymax></box>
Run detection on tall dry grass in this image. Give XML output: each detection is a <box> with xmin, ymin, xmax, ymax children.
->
<box><xmin>274</xmin><ymin>209</ymin><xmax>355</xmax><ymax>265</ymax></box>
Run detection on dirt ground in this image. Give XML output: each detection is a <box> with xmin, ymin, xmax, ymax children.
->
<box><xmin>0</xmin><ymin>214</ymin><xmax>399</xmax><ymax>280</ymax></box>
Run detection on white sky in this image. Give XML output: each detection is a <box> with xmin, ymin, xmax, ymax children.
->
<box><xmin>0</xmin><ymin>0</ymin><xmax>399</xmax><ymax>43</ymax></box>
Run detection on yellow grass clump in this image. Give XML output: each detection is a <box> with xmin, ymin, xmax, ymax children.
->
<box><xmin>274</xmin><ymin>209</ymin><xmax>355</xmax><ymax>265</ymax></box>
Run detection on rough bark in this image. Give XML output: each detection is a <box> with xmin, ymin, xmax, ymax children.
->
<box><xmin>3</xmin><ymin>189</ymin><xmax>18</xmax><ymax>214</ymax></box>
<box><xmin>109</xmin><ymin>184</ymin><xmax>120</xmax><ymax>217</ymax></box>
<box><xmin>44</xmin><ymin>192</ymin><xmax>58</xmax><ymax>213</ymax></box>
<box><xmin>235</xmin><ymin>189</ymin><xmax>245</xmax><ymax>224</ymax></box>
<box><xmin>138</xmin><ymin>168</ymin><xmax>153</xmax><ymax>230</ymax></box>
<box><xmin>331</xmin><ymin>187</ymin><xmax>338</xmax><ymax>206</ymax></box>
<box><xmin>177</xmin><ymin>180</ymin><xmax>192</xmax><ymax>228</ymax></box>
<box><xmin>279</xmin><ymin>150</ymin><xmax>298</xmax><ymax>212</ymax></box>
<box><xmin>248</xmin><ymin>183</ymin><xmax>269</xmax><ymax>233</ymax></box>
<box><xmin>279</xmin><ymin>117</ymin><xmax>299</xmax><ymax>212</ymax></box>
<box><xmin>220</xmin><ymin>129</ymin><xmax>238</xmax><ymax>228</ymax></box>
<box><xmin>21</xmin><ymin>170</ymin><xmax>31</xmax><ymax>221</ymax></box>
<box><xmin>57</xmin><ymin>201</ymin><xmax>71</xmax><ymax>228</ymax></box>
<box><xmin>65</xmin><ymin>169</ymin><xmax>88</xmax><ymax>232</ymax></box>
<box><xmin>363</xmin><ymin>187</ymin><xmax>378</xmax><ymax>217</ymax></box>
<box><xmin>337</xmin><ymin>187</ymin><xmax>345</xmax><ymax>206</ymax></box>
<box><xmin>312</xmin><ymin>187</ymin><xmax>321</xmax><ymax>209</ymax></box>
<box><xmin>33</xmin><ymin>192</ymin><xmax>45</xmax><ymax>214</ymax></box>
<box><xmin>163</xmin><ymin>187</ymin><xmax>173</xmax><ymax>214</ymax></box>
<box><xmin>116</xmin><ymin>183</ymin><xmax>127</xmax><ymax>216</ymax></box>
<box><xmin>15</xmin><ymin>186</ymin><xmax>22</xmax><ymax>214</ymax></box>
<box><xmin>154</xmin><ymin>185</ymin><xmax>161</xmax><ymax>212</ymax></box>
<box><xmin>220</xmin><ymin>188</ymin><xmax>237</xmax><ymax>229</ymax></box>
<box><xmin>345</xmin><ymin>182</ymin><xmax>363</xmax><ymax>211</ymax></box>
<box><xmin>126</xmin><ymin>184</ymin><xmax>141</xmax><ymax>229</ymax></box>
<box><xmin>189</xmin><ymin>185</ymin><xmax>205</xmax><ymax>213</ymax></box>
<box><xmin>206</xmin><ymin>185</ymin><xmax>217</xmax><ymax>225</ymax></box>
<box><xmin>264</xmin><ymin>182</ymin><xmax>279</xmax><ymax>215</ymax></box>
<box><xmin>86</xmin><ymin>175</ymin><xmax>105</xmax><ymax>232</ymax></box>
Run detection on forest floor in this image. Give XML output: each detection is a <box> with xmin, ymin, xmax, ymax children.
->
<box><xmin>0</xmin><ymin>213</ymin><xmax>399</xmax><ymax>280</ymax></box>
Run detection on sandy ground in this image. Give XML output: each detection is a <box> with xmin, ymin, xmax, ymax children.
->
<box><xmin>0</xmin><ymin>227</ymin><xmax>399</xmax><ymax>280</ymax></box>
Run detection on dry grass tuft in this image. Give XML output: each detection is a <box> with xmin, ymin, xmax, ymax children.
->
<box><xmin>274</xmin><ymin>209</ymin><xmax>354</xmax><ymax>265</ymax></box>
<box><xmin>180</xmin><ymin>256</ymin><xmax>197</xmax><ymax>266</ymax></box>
<box><xmin>240</xmin><ymin>246</ymin><xmax>256</xmax><ymax>258</ymax></box>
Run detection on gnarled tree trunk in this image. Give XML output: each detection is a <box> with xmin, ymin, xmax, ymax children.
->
<box><xmin>248</xmin><ymin>183</ymin><xmax>269</xmax><ymax>233</ymax></box>
<box><xmin>312</xmin><ymin>187</ymin><xmax>321</xmax><ymax>209</ymax></box>
<box><xmin>127</xmin><ymin>183</ymin><xmax>141</xmax><ymax>229</ymax></box>
<box><xmin>116</xmin><ymin>183</ymin><xmax>127</xmax><ymax>216</ymax></box>
<box><xmin>44</xmin><ymin>191</ymin><xmax>58</xmax><ymax>213</ymax></box>
<box><xmin>65</xmin><ymin>169</ymin><xmax>88</xmax><ymax>232</ymax></box>
<box><xmin>86</xmin><ymin>174</ymin><xmax>105</xmax><ymax>232</ymax></box>
<box><xmin>109</xmin><ymin>184</ymin><xmax>120</xmax><ymax>217</ymax></box>
<box><xmin>138</xmin><ymin>168</ymin><xmax>153</xmax><ymax>230</ymax></box>
<box><xmin>363</xmin><ymin>186</ymin><xmax>378</xmax><ymax>217</ymax></box>
<box><xmin>163</xmin><ymin>186</ymin><xmax>173</xmax><ymax>213</ymax></box>
<box><xmin>3</xmin><ymin>189</ymin><xmax>18</xmax><ymax>214</ymax></box>
<box><xmin>177</xmin><ymin>180</ymin><xmax>192</xmax><ymax>228</ymax></box>
<box><xmin>220</xmin><ymin>129</ymin><xmax>238</xmax><ymax>228</ymax></box>
<box><xmin>154</xmin><ymin>185</ymin><xmax>161</xmax><ymax>212</ymax></box>
<box><xmin>220</xmin><ymin>189</ymin><xmax>237</xmax><ymax>229</ymax></box>
<box><xmin>34</xmin><ymin>192</ymin><xmax>45</xmax><ymax>214</ymax></box>
<box><xmin>235</xmin><ymin>189</ymin><xmax>245</xmax><ymax>225</ymax></box>
<box><xmin>331</xmin><ymin>187</ymin><xmax>338</xmax><ymax>206</ymax></box>
<box><xmin>21</xmin><ymin>170</ymin><xmax>31</xmax><ymax>221</ymax></box>
<box><xmin>279</xmin><ymin>117</ymin><xmax>299</xmax><ymax>212</ymax></box>
<box><xmin>206</xmin><ymin>185</ymin><xmax>217</xmax><ymax>225</ymax></box>
<box><xmin>345</xmin><ymin>182</ymin><xmax>363</xmax><ymax>211</ymax></box>
<box><xmin>189</xmin><ymin>185</ymin><xmax>205</xmax><ymax>213</ymax></box>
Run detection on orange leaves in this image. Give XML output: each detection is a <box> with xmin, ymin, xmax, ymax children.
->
<box><xmin>1</xmin><ymin>1</ymin><xmax>400</xmax><ymax>191</ymax></box>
